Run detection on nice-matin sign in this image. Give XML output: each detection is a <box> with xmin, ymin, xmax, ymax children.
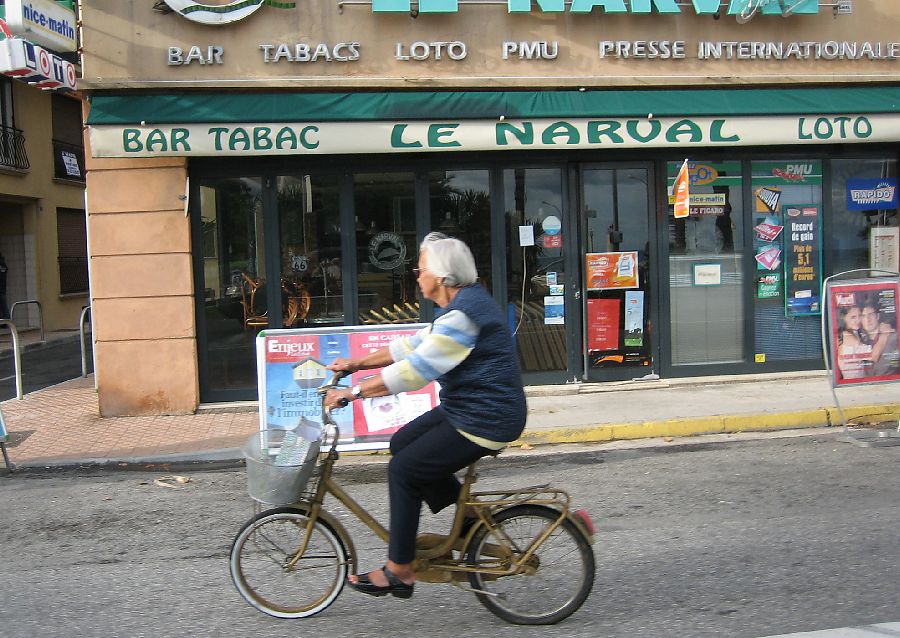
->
<box><xmin>89</xmin><ymin>114</ymin><xmax>894</xmax><ymax>157</ymax></box>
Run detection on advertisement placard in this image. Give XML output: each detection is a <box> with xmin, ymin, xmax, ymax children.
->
<box><xmin>827</xmin><ymin>279</ymin><xmax>900</xmax><ymax>386</ymax></box>
<box><xmin>257</xmin><ymin>326</ymin><xmax>440</xmax><ymax>449</ymax></box>
<box><xmin>783</xmin><ymin>205</ymin><xmax>822</xmax><ymax>316</ymax></box>
<box><xmin>585</xmin><ymin>252</ymin><xmax>639</xmax><ymax>290</ymax></box>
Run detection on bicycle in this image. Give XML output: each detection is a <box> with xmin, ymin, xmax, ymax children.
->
<box><xmin>229</xmin><ymin>371</ymin><xmax>596</xmax><ymax>625</ymax></box>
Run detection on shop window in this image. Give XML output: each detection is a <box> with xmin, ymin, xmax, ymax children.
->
<box><xmin>278</xmin><ymin>174</ymin><xmax>343</xmax><ymax>327</ymax></box>
<box><xmin>353</xmin><ymin>172</ymin><xmax>419</xmax><ymax>325</ymax></box>
<box><xmin>752</xmin><ymin>160</ymin><xmax>824</xmax><ymax>362</ymax></box>
<box><xmin>667</xmin><ymin>160</ymin><xmax>745</xmax><ymax>366</ymax></box>
<box><xmin>0</xmin><ymin>78</ymin><xmax>28</xmax><ymax>171</ymax></box>
<box><xmin>428</xmin><ymin>170</ymin><xmax>492</xmax><ymax>291</ymax></box>
<box><xmin>51</xmin><ymin>93</ymin><xmax>84</xmax><ymax>181</ymax></box>
<box><xmin>56</xmin><ymin>207</ymin><xmax>88</xmax><ymax>294</ymax></box>
<box><xmin>830</xmin><ymin>158</ymin><xmax>898</xmax><ymax>275</ymax></box>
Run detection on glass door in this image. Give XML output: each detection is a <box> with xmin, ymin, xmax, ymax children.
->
<box><xmin>503</xmin><ymin>167</ymin><xmax>570</xmax><ymax>382</ymax></box>
<box><xmin>581</xmin><ymin>165</ymin><xmax>657</xmax><ymax>381</ymax></box>
<box><xmin>666</xmin><ymin>160</ymin><xmax>745</xmax><ymax>370</ymax></box>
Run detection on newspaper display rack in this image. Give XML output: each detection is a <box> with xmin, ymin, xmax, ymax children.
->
<box><xmin>822</xmin><ymin>269</ymin><xmax>900</xmax><ymax>447</ymax></box>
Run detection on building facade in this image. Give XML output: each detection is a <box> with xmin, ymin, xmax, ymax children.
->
<box><xmin>79</xmin><ymin>0</ymin><xmax>900</xmax><ymax>415</ymax></box>
<box><xmin>0</xmin><ymin>0</ymin><xmax>87</xmax><ymax>336</ymax></box>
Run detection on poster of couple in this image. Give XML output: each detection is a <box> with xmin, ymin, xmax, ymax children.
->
<box><xmin>829</xmin><ymin>279</ymin><xmax>900</xmax><ymax>385</ymax></box>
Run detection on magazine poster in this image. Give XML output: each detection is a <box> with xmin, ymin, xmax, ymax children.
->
<box><xmin>828</xmin><ymin>280</ymin><xmax>900</xmax><ymax>386</ymax></box>
<box><xmin>258</xmin><ymin>325</ymin><xmax>439</xmax><ymax>449</ymax></box>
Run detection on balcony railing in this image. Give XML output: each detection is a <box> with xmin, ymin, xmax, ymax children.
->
<box><xmin>0</xmin><ymin>124</ymin><xmax>29</xmax><ymax>171</ymax></box>
<box><xmin>53</xmin><ymin>139</ymin><xmax>85</xmax><ymax>181</ymax></box>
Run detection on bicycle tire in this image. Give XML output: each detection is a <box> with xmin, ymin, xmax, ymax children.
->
<box><xmin>464</xmin><ymin>504</ymin><xmax>595</xmax><ymax>625</ymax></box>
<box><xmin>230</xmin><ymin>506</ymin><xmax>349</xmax><ymax>619</ymax></box>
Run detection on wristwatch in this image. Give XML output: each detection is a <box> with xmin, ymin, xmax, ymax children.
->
<box><xmin>350</xmin><ymin>384</ymin><xmax>364</xmax><ymax>401</ymax></box>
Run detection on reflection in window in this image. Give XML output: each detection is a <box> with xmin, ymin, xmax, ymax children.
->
<box><xmin>278</xmin><ymin>175</ymin><xmax>343</xmax><ymax>327</ymax></box>
<box><xmin>354</xmin><ymin>173</ymin><xmax>420</xmax><ymax>325</ymax></box>
<box><xmin>830</xmin><ymin>158</ymin><xmax>898</xmax><ymax>274</ymax></box>
<box><xmin>428</xmin><ymin>170</ymin><xmax>492</xmax><ymax>291</ymax></box>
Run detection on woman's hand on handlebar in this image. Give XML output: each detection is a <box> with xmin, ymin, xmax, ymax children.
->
<box><xmin>324</xmin><ymin>388</ymin><xmax>354</xmax><ymax>410</ymax></box>
<box><xmin>327</xmin><ymin>358</ymin><xmax>359</xmax><ymax>374</ymax></box>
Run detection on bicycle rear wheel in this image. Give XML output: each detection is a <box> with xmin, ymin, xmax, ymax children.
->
<box><xmin>230</xmin><ymin>506</ymin><xmax>349</xmax><ymax>619</ymax></box>
<box><xmin>465</xmin><ymin>504</ymin><xmax>595</xmax><ymax>625</ymax></box>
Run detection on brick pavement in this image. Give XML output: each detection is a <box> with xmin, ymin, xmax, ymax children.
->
<box><xmin>1</xmin><ymin>375</ymin><xmax>258</xmax><ymax>466</ymax></box>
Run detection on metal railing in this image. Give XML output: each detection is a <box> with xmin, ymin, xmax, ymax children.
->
<box><xmin>0</xmin><ymin>123</ymin><xmax>29</xmax><ymax>171</ymax></box>
<box><xmin>9</xmin><ymin>300</ymin><xmax>44</xmax><ymax>343</ymax></box>
<box><xmin>79</xmin><ymin>305</ymin><xmax>91</xmax><ymax>378</ymax></box>
<box><xmin>0</xmin><ymin>320</ymin><xmax>24</xmax><ymax>400</ymax></box>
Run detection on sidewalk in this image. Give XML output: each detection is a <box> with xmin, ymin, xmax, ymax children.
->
<box><xmin>2</xmin><ymin>351</ymin><xmax>898</xmax><ymax>471</ymax></box>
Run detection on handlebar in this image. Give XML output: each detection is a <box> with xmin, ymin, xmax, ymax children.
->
<box><xmin>317</xmin><ymin>369</ymin><xmax>351</xmax><ymax>426</ymax></box>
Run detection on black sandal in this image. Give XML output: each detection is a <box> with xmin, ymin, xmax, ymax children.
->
<box><xmin>347</xmin><ymin>566</ymin><xmax>415</xmax><ymax>599</ymax></box>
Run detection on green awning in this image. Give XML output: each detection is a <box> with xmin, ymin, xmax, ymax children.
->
<box><xmin>86</xmin><ymin>87</ymin><xmax>900</xmax><ymax>125</ymax></box>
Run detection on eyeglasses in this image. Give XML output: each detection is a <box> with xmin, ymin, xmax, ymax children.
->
<box><xmin>861</xmin><ymin>311</ymin><xmax>878</xmax><ymax>318</ymax></box>
<box><xmin>412</xmin><ymin>267</ymin><xmax>427</xmax><ymax>276</ymax></box>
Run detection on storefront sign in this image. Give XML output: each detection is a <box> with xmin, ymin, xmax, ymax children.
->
<box><xmin>162</xmin><ymin>0</ymin><xmax>295</xmax><ymax>25</ymax></box>
<box><xmin>585</xmin><ymin>251</ymin><xmax>638</xmax><ymax>290</ymax></box>
<box><xmin>0</xmin><ymin>35</ymin><xmax>77</xmax><ymax>91</ymax></box>
<box><xmin>693</xmin><ymin>263</ymin><xmax>722</xmax><ymax>286</ymax></box>
<box><xmin>89</xmin><ymin>113</ymin><xmax>898</xmax><ymax>157</ymax></box>
<box><xmin>784</xmin><ymin>205</ymin><xmax>822</xmax><ymax>316</ymax></box>
<box><xmin>847</xmin><ymin>178</ymin><xmax>898</xmax><ymax>210</ymax></box>
<box><xmin>370</xmin><ymin>0</ymin><xmax>820</xmax><ymax>16</ymax></box>
<box><xmin>827</xmin><ymin>279</ymin><xmax>900</xmax><ymax>386</ymax></box>
<box><xmin>2</xmin><ymin>0</ymin><xmax>76</xmax><ymax>53</ymax></box>
<box><xmin>258</xmin><ymin>326</ymin><xmax>440</xmax><ymax>449</ymax></box>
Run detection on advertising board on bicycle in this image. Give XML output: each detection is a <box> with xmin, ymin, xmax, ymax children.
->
<box><xmin>256</xmin><ymin>325</ymin><xmax>440</xmax><ymax>450</ymax></box>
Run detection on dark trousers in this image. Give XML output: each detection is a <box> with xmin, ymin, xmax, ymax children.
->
<box><xmin>387</xmin><ymin>409</ymin><xmax>490</xmax><ymax>564</ymax></box>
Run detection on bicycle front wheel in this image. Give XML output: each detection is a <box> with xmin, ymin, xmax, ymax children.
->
<box><xmin>230</xmin><ymin>506</ymin><xmax>349</xmax><ymax>619</ymax></box>
<box><xmin>465</xmin><ymin>504</ymin><xmax>595</xmax><ymax>625</ymax></box>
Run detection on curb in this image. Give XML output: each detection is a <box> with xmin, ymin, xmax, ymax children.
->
<box><xmin>516</xmin><ymin>403</ymin><xmax>900</xmax><ymax>446</ymax></box>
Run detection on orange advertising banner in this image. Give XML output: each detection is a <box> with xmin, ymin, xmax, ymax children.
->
<box><xmin>585</xmin><ymin>251</ymin><xmax>639</xmax><ymax>290</ymax></box>
<box><xmin>673</xmin><ymin>159</ymin><xmax>690</xmax><ymax>219</ymax></box>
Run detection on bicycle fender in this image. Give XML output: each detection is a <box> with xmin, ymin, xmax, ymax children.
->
<box><xmin>286</xmin><ymin>501</ymin><xmax>359</xmax><ymax>572</ymax></box>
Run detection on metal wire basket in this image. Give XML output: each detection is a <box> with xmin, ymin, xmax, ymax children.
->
<box><xmin>243</xmin><ymin>421</ymin><xmax>322</xmax><ymax>505</ymax></box>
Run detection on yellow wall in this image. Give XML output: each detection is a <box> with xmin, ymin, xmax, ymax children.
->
<box><xmin>84</xmin><ymin>151</ymin><xmax>198</xmax><ymax>416</ymax></box>
<box><xmin>0</xmin><ymin>84</ymin><xmax>87</xmax><ymax>330</ymax></box>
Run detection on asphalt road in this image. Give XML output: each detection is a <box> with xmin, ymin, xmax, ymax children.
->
<box><xmin>0</xmin><ymin>338</ymin><xmax>92</xmax><ymax>401</ymax></box>
<box><xmin>0</xmin><ymin>433</ymin><xmax>897</xmax><ymax>638</ymax></box>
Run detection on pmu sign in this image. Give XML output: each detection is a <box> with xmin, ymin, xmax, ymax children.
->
<box><xmin>0</xmin><ymin>36</ymin><xmax>77</xmax><ymax>91</ymax></box>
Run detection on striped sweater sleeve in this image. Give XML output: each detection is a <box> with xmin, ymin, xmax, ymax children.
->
<box><xmin>381</xmin><ymin>310</ymin><xmax>480</xmax><ymax>394</ymax></box>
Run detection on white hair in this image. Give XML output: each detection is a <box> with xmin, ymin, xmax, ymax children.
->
<box><xmin>420</xmin><ymin>233</ymin><xmax>478</xmax><ymax>287</ymax></box>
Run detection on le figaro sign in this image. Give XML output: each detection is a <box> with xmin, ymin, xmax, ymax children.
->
<box><xmin>163</xmin><ymin>0</ymin><xmax>819</xmax><ymax>24</ymax></box>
